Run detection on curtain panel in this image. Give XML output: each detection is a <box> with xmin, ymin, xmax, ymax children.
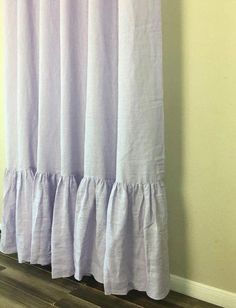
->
<box><xmin>1</xmin><ymin>0</ymin><xmax>169</xmax><ymax>300</ymax></box>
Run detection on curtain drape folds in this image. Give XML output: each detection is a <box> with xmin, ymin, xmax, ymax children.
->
<box><xmin>1</xmin><ymin>0</ymin><xmax>169</xmax><ymax>300</ymax></box>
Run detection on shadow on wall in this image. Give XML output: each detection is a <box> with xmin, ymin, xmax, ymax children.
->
<box><xmin>162</xmin><ymin>1</ymin><xmax>188</xmax><ymax>279</ymax></box>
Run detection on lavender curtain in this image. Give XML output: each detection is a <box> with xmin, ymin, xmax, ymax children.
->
<box><xmin>1</xmin><ymin>0</ymin><xmax>169</xmax><ymax>300</ymax></box>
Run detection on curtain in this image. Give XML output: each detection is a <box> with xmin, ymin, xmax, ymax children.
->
<box><xmin>1</xmin><ymin>0</ymin><xmax>169</xmax><ymax>300</ymax></box>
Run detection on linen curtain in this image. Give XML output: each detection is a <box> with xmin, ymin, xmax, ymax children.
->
<box><xmin>1</xmin><ymin>0</ymin><xmax>169</xmax><ymax>300</ymax></box>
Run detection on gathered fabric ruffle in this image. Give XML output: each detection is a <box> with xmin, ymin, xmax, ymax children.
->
<box><xmin>0</xmin><ymin>169</ymin><xmax>169</xmax><ymax>300</ymax></box>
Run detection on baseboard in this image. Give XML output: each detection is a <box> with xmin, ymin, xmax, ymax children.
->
<box><xmin>170</xmin><ymin>274</ymin><xmax>236</xmax><ymax>308</ymax></box>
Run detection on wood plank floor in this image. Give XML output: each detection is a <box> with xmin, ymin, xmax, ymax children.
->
<box><xmin>0</xmin><ymin>253</ymin><xmax>221</xmax><ymax>308</ymax></box>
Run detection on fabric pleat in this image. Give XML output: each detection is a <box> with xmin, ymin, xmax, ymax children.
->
<box><xmin>104</xmin><ymin>182</ymin><xmax>169</xmax><ymax>298</ymax></box>
<box><xmin>84</xmin><ymin>0</ymin><xmax>118</xmax><ymax>179</ymax></box>
<box><xmin>1</xmin><ymin>0</ymin><xmax>170</xmax><ymax>300</ymax></box>
<box><xmin>59</xmin><ymin>0</ymin><xmax>88</xmax><ymax>175</ymax></box>
<box><xmin>37</xmin><ymin>0</ymin><xmax>61</xmax><ymax>174</ymax></box>
<box><xmin>74</xmin><ymin>177</ymin><xmax>113</xmax><ymax>283</ymax></box>
<box><xmin>52</xmin><ymin>175</ymin><xmax>79</xmax><ymax>278</ymax></box>
<box><xmin>15</xmin><ymin>170</ymin><xmax>34</xmax><ymax>263</ymax></box>
<box><xmin>1</xmin><ymin>170</ymin><xmax>17</xmax><ymax>253</ymax></box>
<box><xmin>116</xmin><ymin>0</ymin><xmax>165</xmax><ymax>184</ymax></box>
<box><xmin>4</xmin><ymin>1</ymin><xmax>17</xmax><ymax>169</ymax></box>
<box><xmin>17</xmin><ymin>1</ymin><xmax>39</xmax><ymax>170</ymax></box>
<box><xmin>31</xmin><ymin>173</ymin><xmax>59</xmax><ymax>265</ymax></box>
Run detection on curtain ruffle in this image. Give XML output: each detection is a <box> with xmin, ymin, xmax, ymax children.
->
<box><xmin>0</xmin><ymin>169</ymin><xmax>169</xmax><ymax>300</ymax></box>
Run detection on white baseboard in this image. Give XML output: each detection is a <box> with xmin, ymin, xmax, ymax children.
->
<box><xmin>170</xmin><ymin>274</ymin><xmax>236</xmax><ymax>308</ymax></box>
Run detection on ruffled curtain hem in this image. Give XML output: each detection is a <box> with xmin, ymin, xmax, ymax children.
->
<box><xmin>0</xmin><ymin>169</ymin><xmax>170</xmax><ymax>300</ymax></box>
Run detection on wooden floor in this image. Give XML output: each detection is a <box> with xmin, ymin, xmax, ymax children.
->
<box><xmin>0</xmin><ymin>253</ymin><xmax>221</xmax><ymax>308</ymax></box>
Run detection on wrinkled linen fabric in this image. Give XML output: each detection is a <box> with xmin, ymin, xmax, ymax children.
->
<box><xmin>1</xmin><ymin>0</ymin><xmax>170</xmax><ymax>300</ymax></box>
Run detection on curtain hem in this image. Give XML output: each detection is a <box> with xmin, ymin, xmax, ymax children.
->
<box><xmin>0</xmin><ymin>168</ymin><xmax>169</xmax><ymax>300</ymax></box>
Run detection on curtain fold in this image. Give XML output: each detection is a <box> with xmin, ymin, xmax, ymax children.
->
<box><xmin>1</xmin><ymin>0</ymin><xmax>169</xmax><ymax>300</ymax></box>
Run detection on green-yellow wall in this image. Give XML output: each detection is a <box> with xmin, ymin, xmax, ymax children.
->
<box><xmin>0</xmin><ymin>0</ymin><xmax>235</xmax><ymax>295</ymax></box>
<box><xmin>0</xmin><ymin>0</ymin><xmax>4</xmax><ymax>216</ymax></box>
<box><xmin>162</xmin><ymin>0</ymin><xmax>236</xmax><ymax>293</ymax></box>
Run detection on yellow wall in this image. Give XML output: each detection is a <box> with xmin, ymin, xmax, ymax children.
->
<box><xmin>162</xmin><ymin>0</ymin><xmax>236</xmax><ymax>293</ymax></box>
<box><xmin>0</xmin><ymin>0</ymin><xmax>235</xmax><ymax>295</ymax></box>
<box><xmin>0</xmin><ymin>0</ymin><xmax>4</xmax><ymax>221</ymax></box>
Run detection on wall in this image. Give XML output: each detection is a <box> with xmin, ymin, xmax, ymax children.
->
<box><xmin>162</xmin><ymin>0</ymin><xmax>236</xmax><ymax>294</ymax></box>
<box><xmin>0</xmin><ymin>0</ymin><xmax>235</xmax><ymax>297</ymax></box>
<box><xmin>0</xmin><ymin>0</ymin><xmax>4</xmax><ymax>220</ymax></box>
